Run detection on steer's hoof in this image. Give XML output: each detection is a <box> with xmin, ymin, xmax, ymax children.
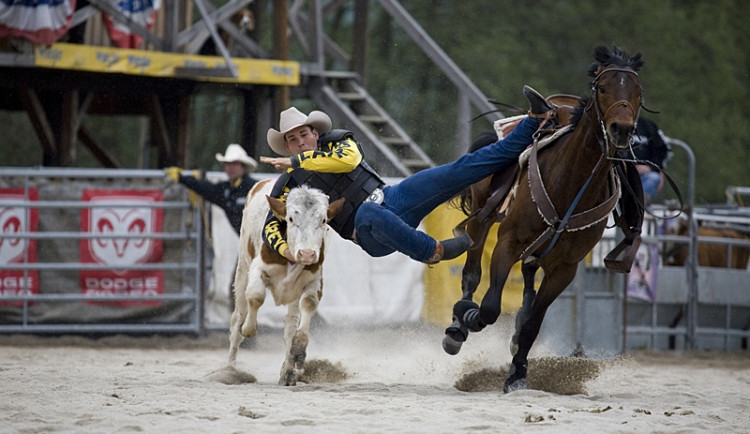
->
<box><xmin>279</xmin><ymin>369</ymin><xmax>296</xmax><ymax>386</ymax></box>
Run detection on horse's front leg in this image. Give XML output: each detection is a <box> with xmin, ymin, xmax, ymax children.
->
<box><xmin>443</xmin><ymin>217</ymin><xmax>492</xmax><ymax>355</ymax></box>
<box><xmin>510</xmin><ymin>262</ymin><xmax>539</xmax><ymax>356</ymax></box>
<box><xmin>444</xmin><ymin>239</ymin><xmax>514</xmax><ymax>355</ymax></box>
<box><xmin>504</xmin><ymin>262</ymin><xmax>577</xmax><ymax>393</ymax></box>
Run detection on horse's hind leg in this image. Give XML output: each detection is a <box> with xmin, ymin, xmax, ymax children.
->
<box><xmin>504</xmin><ymin>262</ymin><xmax>577</xmax><ymax>393</ymax></box>
<box><xmin>510</xmin><ymin>262</ymin><xmax>539</xmax><ymax>356</ymax></box>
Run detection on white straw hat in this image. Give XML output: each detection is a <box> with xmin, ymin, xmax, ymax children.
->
<box><xmin>266</xmin><ymin>107</ymin><xmax>332</xmax><ymax>156</ymax></box>
<box><xmin>215</xmin><ymin>144</ymin><xmax>258</xmax><ymax>170</ymax></box>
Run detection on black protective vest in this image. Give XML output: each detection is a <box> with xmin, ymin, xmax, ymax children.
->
<box><xmin>289</xmin><ymin>130</ymin><xmax>384</xmax><ymax>239</ymax></box>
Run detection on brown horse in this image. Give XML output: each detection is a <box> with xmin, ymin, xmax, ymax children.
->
<box><xmin>664</xmin><ymin>217</ymin><xmax>750</xmax><ymax>269</ymax></box>
<box><xmin>443</xmin><ymin>46</ymin><xmax>646</xmax><ymax>392</ymax></box>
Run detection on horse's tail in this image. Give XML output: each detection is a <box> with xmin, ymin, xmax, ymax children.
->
<box><xmin>449</xmin><ymin>131</ymin><xmax>498</xmax><ymax>216</ymax></box>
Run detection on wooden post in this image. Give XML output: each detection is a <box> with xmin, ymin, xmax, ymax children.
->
<box><xmin>272</xmin><ymin>0</ymin><xmax>289</xmax><ymax>113</ymax></box>
<box><xmin>352</xmin><ymin>0</ymin><xmax>369</xmax><ymax>84</ymax></box>
<box><xmin>60</xmin><ymin>90</ymin><xmax>78</xmax><ymax>166</ymax></box>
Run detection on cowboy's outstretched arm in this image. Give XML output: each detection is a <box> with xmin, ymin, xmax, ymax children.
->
<box><xmin>260</xmin><ymin>156</ymin><xmax>292</xmax><ymax>170</ymax></box>
<box><xmin>260</xmin><ymin>137</ymin><xmax>363</xmax><ymax>173</ymax></box>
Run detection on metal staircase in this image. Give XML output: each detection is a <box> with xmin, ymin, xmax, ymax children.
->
<box><xmin>297</xmin><ymin>0</ymin><xmax>501</xmax><ymax>178</ymax></box>
<box><xmin>308</xmin><ymin>71</ymin><xmax>435</xmax><ymax>178</ymax></box>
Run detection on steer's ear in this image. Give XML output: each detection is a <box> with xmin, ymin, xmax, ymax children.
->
<box><xmin>267</xmin><ymin>195</ymin><xmax>287</xmax><ymax>219</ymax></box>
<box><xmin>327</xmin><ymin>197</ymin><xmax>346</xmax><ymax>220</ymax></box>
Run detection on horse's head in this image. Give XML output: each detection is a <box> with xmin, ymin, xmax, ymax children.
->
<box><xmin>586</xmin><ymin>45</ymin><xmax>644</xmax><ymax>153</ymax></box>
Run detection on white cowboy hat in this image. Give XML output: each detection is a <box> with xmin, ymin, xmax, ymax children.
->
<box><xmin>215</xmin><ymin>144</ymin><xmax>258</xmax><ymax>171</ymax></box>
<box><xmin>266</xmin><ymin>107</ymin><xmax>332</xmax><ymax>156</ymax></box>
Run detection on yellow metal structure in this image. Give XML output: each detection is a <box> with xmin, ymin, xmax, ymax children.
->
<box><xmin>34</xmin><ymin>43</ymin><xmax>300</xmax><ymax>86</ymax></box>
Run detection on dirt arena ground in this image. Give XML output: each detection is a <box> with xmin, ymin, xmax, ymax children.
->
<box><xmin>1</xmin><ymin>321</ymin><xmax>748</xmax><ymax>433</ymax></box>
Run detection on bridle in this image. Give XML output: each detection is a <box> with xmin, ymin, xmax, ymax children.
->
<box><xmin>586</xmin><ymin>66</ymin><xmax>643</xmax><ymax>156</ymax></box>
<box><xmin>587</xmin><ymin>66</ymin><xmax>684</xmax><ymax>221</ymax></box>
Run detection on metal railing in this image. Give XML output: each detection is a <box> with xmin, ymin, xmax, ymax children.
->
<box><xmin>0</xmin><ymin>167</ymin><xmax>205</xmax><ymax>334</ymax></box>
<box><xmin>547</xmin><ymin>139</ymin><xmax>750</xmax><ymax>354</ymax></box>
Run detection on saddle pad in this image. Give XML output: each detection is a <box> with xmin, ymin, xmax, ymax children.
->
<box><xmin>494</xmin><ymin>114</ymin><xmax>573</xmax><ymax>168</ymax></box>
<box><xmin>518</xmin><ymin>125</ymin><xmax>573</xmax><ymax>166</ymax></box>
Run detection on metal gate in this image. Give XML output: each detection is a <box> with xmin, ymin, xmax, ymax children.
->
<box><xmin>0</xmin><ymin>167</ymin><xmax>205</xmax><ymax>334</ymax></box>
<box><xmin>542</xmin><ymin>139</ymin><xmax>750</xmax><ymax>354</ymax></box>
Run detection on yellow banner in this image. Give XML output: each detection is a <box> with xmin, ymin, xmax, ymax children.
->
<box><xmin>34</xmin><ymin>43</ymin><xmax>300</xmax><ymax>86</ymax></box>
<box><xmin>421</xmin><ymin>203</ymin><xmax>537</xmax><ymax>327</ymax></box>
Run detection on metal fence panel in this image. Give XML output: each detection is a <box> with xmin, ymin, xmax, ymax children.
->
<box><xmin>0</xmin><ymin>167</ymin><xmax>204</xmax><ymax>334</ymax></box>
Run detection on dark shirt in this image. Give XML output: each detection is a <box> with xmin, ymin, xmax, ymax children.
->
<box><xmin>631</xmin><ymin>117</ymin><xmax>670</xmax><ymax>171</ymax></box>
<box><xmin>179</xmin><ymin>173</ymin><xmax>257</xmax><ymax>234</ymax></box>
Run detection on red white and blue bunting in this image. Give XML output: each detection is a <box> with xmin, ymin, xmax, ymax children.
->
<box><xmin>0</xmin><ymin>0</ymin><xmax>76</xmax><ymax>46</ymax></box>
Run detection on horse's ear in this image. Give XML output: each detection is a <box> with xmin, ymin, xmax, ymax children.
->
<box><xmin>267</xmin><ymin>195</ymin><xmax>287</xmax><ymax>219</ymax></box>
<box><xmin>327</xmin><ymin>197</ymin><xmax>346</xmax><ymax>220</ymax></box>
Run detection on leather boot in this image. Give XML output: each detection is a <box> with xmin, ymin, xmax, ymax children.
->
<box><xmin>523</xmin><ymin>85</ymin><xmax>555</xmax><ymax>117</ymax></box>
<box><xmin>425</xmin><ymin>232</ymin><xmax>472</xmax><ymax>264</ymax></box>
<box><xmin>426</xmin><ymin>242</ymin><xmax>444</xmax><ymax>264</ymax></box>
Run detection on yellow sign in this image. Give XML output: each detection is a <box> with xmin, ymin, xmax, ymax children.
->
<box><xmin>421</xmin><ymin>203</ymin><xmax>539</xmax><ymax>326</ymax></box>
<box><xmin>34</xmin><ymin>43</ymin><xmax>300</xmax><ymax>86</ymax></box>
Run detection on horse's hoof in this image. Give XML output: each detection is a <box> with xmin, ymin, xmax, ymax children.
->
<box><xmin>443</xmin><ymin>317</ymin><xmax>468</xmax><ymax>355</ymax></box>
<box><xmin>442</xmin><ymin>333</ymin><xmax>463</xmax><ymax>355</ymax></box>
<box><xmin>503</xmin><ymin>377</ymin><xmax>526</xmax><ymax>393</ymax></box>
<box><xmin>503</xmin><ymin>361</ymin><xmax>528</xmax><ymax>393</ymax></box>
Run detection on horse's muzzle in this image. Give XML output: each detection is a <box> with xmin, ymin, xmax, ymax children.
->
<box><xmin>607</xmin><ymin>122</ymin><xmax>635</xmax><ymax>149</ymax></box>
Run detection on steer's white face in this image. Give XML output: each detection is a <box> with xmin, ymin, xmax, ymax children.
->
<box><xmin>284</xmin><ymin>186</ymin><xmax>331</xmax><ymax>265</ymax></box>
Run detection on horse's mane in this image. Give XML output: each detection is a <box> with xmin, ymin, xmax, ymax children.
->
<box><xmin>587</xmin><ymin>45</ymin><xmax>644</xmax><ymax>77</ymax></box>
<box><xmin>569</xmin><ymin>96</ymin><xmax>588</xmax><ymax>126</ymax></box>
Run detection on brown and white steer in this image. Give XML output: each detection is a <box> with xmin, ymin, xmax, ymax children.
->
<box><xmin>228</xmin><ymin>179</ymin><xmax>344</xmax><ymax>385</ymax></box>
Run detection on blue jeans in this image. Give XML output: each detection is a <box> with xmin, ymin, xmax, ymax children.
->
<box><xmin>640</xmin><ymin>171</ymin><xmax>661</xmax><ymax>203</ymax></box>
<box><xmin>354</xmin><ymin>116</ymin><xmax>542</xmax><ymax>262</ymax></box>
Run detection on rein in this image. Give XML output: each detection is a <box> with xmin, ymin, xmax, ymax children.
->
<box><xmin>609</xmin><ymin>154</ymin><xmax>685</xmax><ymax>220</ymax></box>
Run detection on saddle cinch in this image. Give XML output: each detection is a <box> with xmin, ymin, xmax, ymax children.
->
<box><xmin>453</xmin><ymin>94</ymin><xmax>642</xmax><ymax>274</ymax></box>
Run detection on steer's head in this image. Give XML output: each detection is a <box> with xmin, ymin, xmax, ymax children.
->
<box><xmin>267</xmin><ymin>186</ymin><xmax>345</xmax><ymax>265</ymax></box>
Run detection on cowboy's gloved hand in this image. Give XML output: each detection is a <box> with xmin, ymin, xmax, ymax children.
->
<box><xmin>164</xmin><ymin>166</ymin><xmax>182</xmax><ymax>183</ymax></box>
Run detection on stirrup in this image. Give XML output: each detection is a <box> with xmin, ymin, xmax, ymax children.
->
<box><xmin>604</xmin><ymin>235</ymin><xmax>642</xmax><ymax>273</ymax></box>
